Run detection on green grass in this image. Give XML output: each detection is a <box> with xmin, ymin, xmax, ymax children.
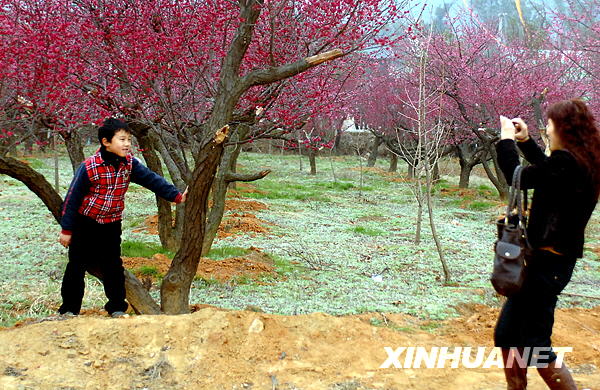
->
<box><xmin>244</xmin><ymin>187</ymin><xmax>331</xmax><ymax>202</ymax></box>
<box><xmin>349</xmin><ymin>226</ymin><xmax>386</xmax><ymax>236</ymax></box>
<box><xmin>431</xmin><ymin>179</ymin><xmax>451</xmax><ymax>193</ymax></box>
<box><xmin>135</xmin><ymin>265</ymin><xmax>160</xmax><ymax>277</ymax></box>
<box><xmin>467</xmin><ymin>201</ymin><xmax>495</xmax><ymax>211</ymax></box>
<box><xmin>476</xmin><ymin>184</ymin><xmax>499</xmax><ymax>198</ymax></box>
<box><xmin>242</xmin><ymin>176</ymin><xmax>372</xmax><ymax>202</ymax></box>
<box><xmin>21</xmin><ymin>157</ymin><xmax>47</xmax><ymax>170</ymax></box>
<box><xmin>271</xmin><ymin>254</ymin><xmax>304</xmax><ymax>275</ymax></box>
<box><xmin>314</xmin><ymin>181</ymin><xmax>356</xmax><ymax>191</ymax></box>
<box><xmin>206</xmin><ymin>246</ymin><xmax>250</xmax><ymax>260</ymax></box>
<box><xmin>419</xmin><ymin>321</ymin><xmax>443</xmax><ymax>332</ymax></box>
<box><xmin>121</xmin><ymin>240</ymin><xmax>174</xmax><ymax>258</ymax></box>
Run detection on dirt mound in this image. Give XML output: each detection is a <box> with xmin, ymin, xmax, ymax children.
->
<box><xmin>217</xmin><ymin>212</ymin><xmax>271</xmax><ymax>239</ymax></box>
<box><xmin>227</xmin><ymin>182</ymin><xmax>267</xmax><ymax>197</ymax></box>
<box><xmin>123</xmin><ymin>248</ymin><xmax>277</xmax><ymax>283</ymax></box>
<box><xmin>442</xmin><ymin>303</ymin><xmax>600</xmax><ymax>368</ymax></box>
<box><xmin>132</xmin><ymin>199</ymin><xmax>270</xmax><ymax>238</ymax></box>
<box><xmin>224</xmin><ymin>199</ymin><xmax>268</xmax><ymax>212</ymax></box>
<box><xmin>1</xmin><ymin>306</ymin><xmax>599</xmax><ymax>389</ymax></box>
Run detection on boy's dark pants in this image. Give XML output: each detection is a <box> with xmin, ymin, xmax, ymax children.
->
<box><xmin>59</xmin><ymin>215</ymin><xmax>128</xmax><ymax>315</ymax></box>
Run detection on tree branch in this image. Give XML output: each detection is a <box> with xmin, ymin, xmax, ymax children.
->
<box><xmin>224</xmin><ymin>169</ymin><xmax>271</xmax><ymax>183</ymax></box>
<box><xmin>241</xmin><ymin>49</ymin><xmax>343</xmax><ymax>89</ymax></box>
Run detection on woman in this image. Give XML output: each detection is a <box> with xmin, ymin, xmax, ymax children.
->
<box><xmin>495</xmin><ymin>99</ymin><xmax>600</xmax><ymax>390</ymax></box>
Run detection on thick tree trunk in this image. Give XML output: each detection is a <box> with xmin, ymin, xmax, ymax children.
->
<box><xmin>158</xmin><ymin>0</ymin><xmax>342</xmax><ymax>314</ymax></box>
<box><xmin>87</xmin><ymin>267</ymin><xmax>161</xmax><ymax>315</ymax></box>
<box><xmin>388</xmin><ymin>153</ymin><xmax>398</xmax><ymax>172</ymax></box>
<box><xmin>367</xmin><ymin>136</ymin><xmax>382</xmax><ymax>167</ymax></box>
<box><xmin>0</xmin><ymin>155</ymin><xmax>63</xmax><ymax>223</ymax></box>
<box><xmin>459</xmin><ymin>162</ymin><xmax>473</xmax><ymax>188</ymax></box>
<box><xmin>61</xmin><ymin>130</ymin><xmax>85</xmax><ymax>173</ymax></box>
<box><xmin>309</xmin><ymin>149</ymin><xmax>317</xmax><ymax>175</ymax></box>
<box><xmin>456</xmin><ymin>143</ymin><xmax>482</xmax><ymax>189</ymax></box>
<box><xmin>160</xmin><ymin>126</ymin><xmax>229</xmax><ymax>314</ymax></box>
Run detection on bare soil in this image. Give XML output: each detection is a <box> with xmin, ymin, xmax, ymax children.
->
<box><xmin>132</xmin><ymin>198</ymin><xmax>270</xmax><ymax>239</ymax></box>
<box><xmin>1</xmin><ymin>305</ymin><xmax>599</xmax><ymax>390</ymax></box>
<box><xmin>123</xmin><ymin>248</ymin><xmax>278</xmax><ymax>284</ymax></box>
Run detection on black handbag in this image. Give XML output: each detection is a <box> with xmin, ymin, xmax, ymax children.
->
<box><xmin>491</xmin><ymin>165</ymin><xmax>531</xmax><ymax>297</ymax></box>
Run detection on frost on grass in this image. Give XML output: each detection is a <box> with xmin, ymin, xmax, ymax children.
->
<box><xmin>1</xmin><ymin>153</ymin><xmax>599</xmax><ymax>324</ymax></box>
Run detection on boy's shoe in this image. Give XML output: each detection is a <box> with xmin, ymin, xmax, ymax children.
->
<box><xmin>110</xmin><ymin>311</ymin><xmax>129</xmax><ymax>318</ymax></box>
<box><xmin>61</xmin><ymin>311</ymin><xmax>77</xmax><ymax>317</ymax></box>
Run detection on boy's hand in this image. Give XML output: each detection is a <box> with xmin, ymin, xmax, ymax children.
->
<box><xmin>59</xmin><ymin>232</ymin><xmax>72</xmax><ymax>248</ymax></box>
<box><xmin>180</xmin><ymin>187</ymin><xmax>188</xmax><ymax>203</ymax></box>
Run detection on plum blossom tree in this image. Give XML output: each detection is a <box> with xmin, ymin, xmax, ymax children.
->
<box><xmin>1</xmin><ymin>0</ymin><xmax>409</xmax><ymax>314</ymax></box>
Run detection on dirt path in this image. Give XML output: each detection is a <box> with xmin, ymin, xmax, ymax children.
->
<box><xmin>1</xmin><ymin>305</ymin><xmax>599</xmax><ymax>389</ymax></box>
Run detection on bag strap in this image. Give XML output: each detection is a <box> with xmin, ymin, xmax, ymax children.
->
<box><xmin>505</xmin><ymin>165</ymin><xmax>522</xmax><ymax>218</ymax></box>
<box><xmin>512</xmin><ymin>165</ymin><xmax>531</xmax><ymax>248</ymax></box>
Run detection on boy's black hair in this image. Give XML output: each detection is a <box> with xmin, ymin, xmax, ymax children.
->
<box><xmin>98</xmin><ymin>118</ymin><xmax>131</xmax><ymax>144</ymax></box>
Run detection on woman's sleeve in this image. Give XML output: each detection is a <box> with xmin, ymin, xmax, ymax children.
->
<box><xmin>517</xmin><ymin>137</ymin><xmax>548</xmax><ymax>165</ymax></box>
<box><xmin>495</xmin><ymin>139</ymin><xmax>520</xmax><ymax>184</ymax></box>
<box><xmin>496</xmin><ymin>139</ymin><xmax>572</xmax><ymax>189</ymax></box>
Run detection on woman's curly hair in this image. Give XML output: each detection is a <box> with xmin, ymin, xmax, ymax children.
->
<box><xmin>547</xmin><ymin>99</ymin><xmax>600</xmax><ymax>200</ymax></box>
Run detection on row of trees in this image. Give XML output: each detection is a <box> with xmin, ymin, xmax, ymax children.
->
<box><xmin>354</xmin><ymin>0</ymin><xmax>598</xmax><ymax>199</ymax></box>
<box><xmin>1</xmin><ymin>0</ymin><xmax>598</xmax><ymax>310</ymax></box>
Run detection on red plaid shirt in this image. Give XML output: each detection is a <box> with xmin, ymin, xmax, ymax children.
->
<box><xmin>78</xmin><ymin>150</ymin><xmax>133</xmax><ymax>224</ymax></box>
<box><xmin>61</xmin><ymin>149</ymin><xmax>183</xmax><ymax>235</ymax></box>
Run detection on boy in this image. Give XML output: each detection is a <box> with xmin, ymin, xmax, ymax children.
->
<box><xmin>57</xmin><ymin>118</ymin><xmax>187</xmax><ymax>317</ymax></box>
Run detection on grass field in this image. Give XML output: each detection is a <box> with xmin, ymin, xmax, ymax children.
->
<box><xmin>1</xmin><ymin>150</ymin><xmax>598</xmax><ymax>326</ymax></box>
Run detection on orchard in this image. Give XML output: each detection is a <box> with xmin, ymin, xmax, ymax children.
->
<box><xmin>0</xmin><ymin>1</ymin><xmax>599</xmax><ymax>389</ymax></box>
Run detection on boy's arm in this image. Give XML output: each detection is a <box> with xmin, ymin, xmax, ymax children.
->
<box><xmin>130</xmin><ymin>158</ymin><xmax>184</xmax><ymax>203</ymax></box>
<box><xmin>60</xmin><ymin>163</ymin><xmax>90</xmax><ymax>235</ymax></box>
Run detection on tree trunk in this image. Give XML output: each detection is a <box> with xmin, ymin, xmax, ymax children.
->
<box><xmin>425</xmin><ymin>163</ymin><xmax>451</xmax><ymax>284</ymax></box>
<box><xmin>367</xmin><ymin>136</ymin><xmax>382</xmax><ymax>167</ymax></box>
<box><xmin>131</xmin><ymin>125</ymin><xmax>181</xmax><ymax>251</ymax></box>
<box><xmin>388</xmin><ymin>153</ymin><xmax>398</xmax><ymax>172</ymax></box>
<box><xmin>160</xmin><ymin>126</ymin><xmax>229</xmax><ymax>314</ymax></box>
<box><xmin>334</xmin><ymin>129</ymin><xmax>343</xmax><ymax>155</ymax></box>
<box><xmin>309</xmin><ymin>149</ymin><xmax>317</xmax><ymax>175</ymax></box>
<box><xmin>415</xmin><ymin>199</ymin><xmax>423</xmax><ymax>245</ymax></box>
<box><xmin>123</xmin><ymin>270</ymin><xmax>161</xmax><ymax>314</ymax></box>
<box><xmin>432</xmin><ymin>160</ymin><xmax>440</xmax><ymax>181</ymax></box>
<box><xmin>87</xmin><ymin>267</ymin><xmax>161</xmax><ymax>315</ymax></box>
<box><xmin>458</xmin><ymin>162</ymin><xmax>473</xmax><ymax>188</ymax></box>
<box><xmin>0</xmin><ymin>155</ymin><xmax>63</xmax><ymax>223</ymax></box>
<box><xmin>61</xmin><ymin>130</ymin><xmax>85</xmax><ymax>173</ymax></box>
<box><xmin>407</xmin><ymin>159</ymin><xmax>416</xmax><ymax>178</ymax></box>
<box><xmin>456</xmin><ymin>143</ymin><xmax>482</xmax><ymax>189</ymax></box>
<box><xmin>481</xmin><ymin>144</ymin><xmax>509</xmax><ymax>199</ymax></box>
<box><xmin>202</xmin><ymin>124</ymin><xmax>248</xmax><ymax>256</ymax></box>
